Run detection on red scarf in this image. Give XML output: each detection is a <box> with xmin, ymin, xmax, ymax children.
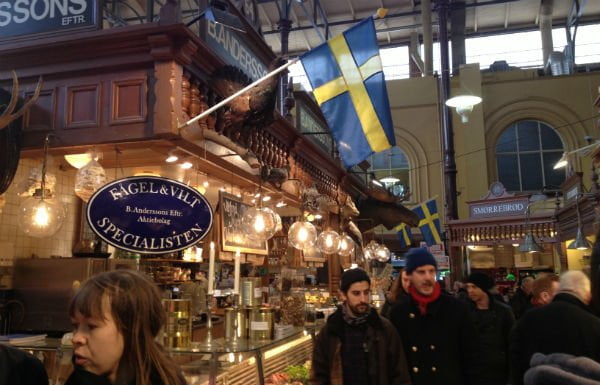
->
<box><xmin>409</xmin><ymin>282</ymin><xmax>441</xmax><ymax>315</ymax></box>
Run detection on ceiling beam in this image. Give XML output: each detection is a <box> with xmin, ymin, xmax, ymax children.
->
<box><xmin>289</xmin><ymin>5</ymin><xmax>313</xmax><ymax>51</ymax></box>
<box><xmin>344</xmin><ymin>0</ymin><xmax>356</xmax><ymax>20</ymax></box>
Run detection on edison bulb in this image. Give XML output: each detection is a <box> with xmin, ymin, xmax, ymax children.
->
<box><xmin>375</xmin><ymin>244</ymin><xmax>391</xmax><ymax>262</ymax></box>
<box><xmin>338</xmin><ymin>234</ymin><xmax>355</xmax><ymax>257</ymax></box>
<box><xmin>298</xmin><ymin>227</ymin><xmax>308</xmax><ymax>241</ymax></box>
<box><xmin>253</xmin><ymin>214</ymin><xmax>265</xmax><ymax>233</ymax></box>
<box><xmin>18</xmin><ymin>197</ymin><xmax>66</xmax><ymax>238</ymax></box>
<box><xmin>317</xmin><ymin>230</ymin><xmax>340</xmax><ymax>254</ymax></box>
<box><xmin>288</xmin><ymin>221</ymin><xmax>317</xmax><ymax>250</ymax></box>
<box><xmin>242</xmin><ymin>207</ymin><xmax>278</xmax><ymax>241</ymax></box>
<box><xmin>363</xmin><ymin>240</ymin><xmax>379</xmax><ymax>260</ymax></box>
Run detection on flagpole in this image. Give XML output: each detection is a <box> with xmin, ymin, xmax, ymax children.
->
<box><xmin>178</xmin><ymin>58</ymin><xmax>299</xmax><ymax>129</ymax></box>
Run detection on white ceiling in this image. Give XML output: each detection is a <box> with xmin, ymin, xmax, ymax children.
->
<box><xmin>253</xmin><ymin>0</ymin><xmax>600</xmax><ymax>56</ymax></box>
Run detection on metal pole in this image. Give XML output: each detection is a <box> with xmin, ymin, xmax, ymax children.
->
<box><xmin>436</xmin><ymin>0</ymin><xmax>458</xmax><ymax>220</ymax></box>
<box><xmin>278</xmin><ymin>0</ymin><xmax>292</xmax><ymax>114</ymax></box>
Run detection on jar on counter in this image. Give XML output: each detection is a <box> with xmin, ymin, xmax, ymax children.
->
<box><xmin>248</xmin><ymin>307</ymin><xmax>274</xmax><ymax>340</ymax></box>
<box><xmin>162</xmin><ymin>299</ymin><xmax>192</xmax><ymax>348</ymax></box>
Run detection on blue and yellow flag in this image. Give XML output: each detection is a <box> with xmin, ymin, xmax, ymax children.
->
<box><xmin>395</xmin><ymin>223</ymin><xmax>413</xmax><ymax>248</ymax></box>
<box><xmin>413</xmin><ymin>198</ymin><xmax>442</xmax><ymax>246</ymax></box>
<box><xmin>300</xmin><ymin>17</ymin><xmax>395</xmax><ymax>168</ymax></box>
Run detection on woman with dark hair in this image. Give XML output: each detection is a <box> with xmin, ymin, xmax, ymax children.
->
<box><xmin>590</xmin><ymin>226</ymin><xmax>600</xmax><ymax>316</ymax></box>
<box><xmin>381</xmin><ymin>269</ymin><xmax>410</xmax><ymax>319</ymax></box>
<box><xmin>66</xmin><ymin>270</ymin><xmax>186</xmax><ymax>385</ymax></box>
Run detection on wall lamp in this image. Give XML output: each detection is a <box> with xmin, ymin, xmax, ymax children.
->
<box><xmin>445</xmin><ymin>92</ymin><xmax>482</xmax><ymax>123</ymax></box>
<box><xmin>553</xmin><ymin>137</ymin><xmax>600</xmax><ymax>170</ymax></box>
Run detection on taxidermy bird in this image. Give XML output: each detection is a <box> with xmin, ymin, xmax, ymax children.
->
<box><xmin>357</xmin><ymin>184</ymin><xmax>420</xmax><ymax>232</ymax></box>
<box><xmin>210</xmin><ymin>56</ymin><xmax>286</xmax><ymax>146</ymax></box>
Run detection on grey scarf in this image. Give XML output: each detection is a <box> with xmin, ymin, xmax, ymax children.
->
<box><xmin>341</xmin><ymin>303</ymin><xmax>370</xmax><ymax>326</ymax></box>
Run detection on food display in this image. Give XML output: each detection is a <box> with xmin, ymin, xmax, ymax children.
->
<box><xmin>266</xmin><ymin>362</ymin><xmax>310</xmax><ymax>385</ymax></box>
<box><xmin>280</xmin><ymin>293</ymin><xmax>306</xmax><ymax>326</ymax></box>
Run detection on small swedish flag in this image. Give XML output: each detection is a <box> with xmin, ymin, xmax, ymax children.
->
<box><xmin>413</xmin><ymin>198</ymin><xmax>442</xmax><ymax>246</ymax></box>
<box><xmin>395</xmin><ymin>223</ymin><xmax>413</xmax><ymax>248</ymax></box>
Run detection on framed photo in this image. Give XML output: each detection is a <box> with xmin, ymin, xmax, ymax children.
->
<box><xmin>219</xmin><ymin>191</ymin><xmax>268</xmax><ymax>255</ymax></box>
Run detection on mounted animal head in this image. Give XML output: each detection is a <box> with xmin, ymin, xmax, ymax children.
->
<box><xmin>0</xmin><ymin>72</ymin><xmax>43</xmax><ymax>195</ymax></box>
<box><xmin>0</xmin><ymin>71</ymin><xmax>42</xmax><ymax>131</ymax></box>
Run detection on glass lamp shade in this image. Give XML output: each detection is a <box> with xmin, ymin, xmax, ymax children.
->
<box><xmin>316</xmin><ymin>230</ymin><xmax>341</xmax><ymax>254</ymax></box>
<box><xmin>338</xmin><ymin>234</ymin><xmax>355</xmax><ymax>257</ymax></box>
<box><xmin>242</xmin><ymin>207</ymin><xmax>279</xmax><ymax>241</ymax></box>
<box><xmin>18</xmin><ymin>196</ymin><xmax>66</xmax><ymax>238</ymax></box>
<box><xmin>74</xmin><ymin>160</ymin><xmax>107</xmax><ymax>202</ymax></box>
<box><xmin>364</xmin><ymin>240</ymin><xmax>381</xmax><ymax>260</ymax></box>
<box><xmin>287</xmin><ymin>221</ymin><xmax>317</xmax><ymax>250</ymax></box>
<box><xmin>375</xmin><ymin>244</ymin><xmax>391</xmax><ymax>262</ymax></box>
<box><xmin>17</xmin><ymin>167</ymin><xmax>57</xmax><ymax>197</ymax></box>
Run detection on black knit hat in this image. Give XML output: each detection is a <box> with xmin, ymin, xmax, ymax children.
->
<box><xmin>405</xmin><ymin>247</ymin><xmax>437</xmax><ymax>274</ymax></box>
<box><xmin>340</xmin><ymin>268</ymin><xmax>370</xmax><ymax>292</ymax></box>
<box><xmin>466</xmin><ymin>272</ymin><xmax>494</xmax><ymax>292</ymax></box>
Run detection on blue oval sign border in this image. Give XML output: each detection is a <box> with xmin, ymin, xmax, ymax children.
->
<box><xmin>87</xmin><ymin>176</ymin><xmax>213</xmax><ymax>254</ymax></box>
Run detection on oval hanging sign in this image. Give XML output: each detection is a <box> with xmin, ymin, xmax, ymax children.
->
<box><xmin>87</xmin><ymin>176</ymin><xmax>213</xmax><ymax>254</ymax></box>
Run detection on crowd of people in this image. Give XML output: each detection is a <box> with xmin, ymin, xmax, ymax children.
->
<box><xmin>2</xmin><ymin>244</ymin><xmax>600</xmax><ymax>385</ymax></box>
<box><xmin>310</xmin><ymin>244</ymin><xmax>600</xmax><ymax>385</ymax></box>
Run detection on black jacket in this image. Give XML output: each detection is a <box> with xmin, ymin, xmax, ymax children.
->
<box><xmin>390</xmin><ymin>293</ymin><xmax>481</xmax><ymax>385</ymax></box>
<box><xmin>510</xmin><ymin>288</ymin><xmax>532</xmax><ymax>319</ymax></box>
<box><xmin>309</xmin><ymin>306</ymin><xmax>411</xmax><ymax>385</ymax></box>
<box><xmin>510</xmin><ymin>293</ymin><xmax>600</xmax><ymax>385</ymax></box>
<box><xmin>0</xmin><ymin>344</ymin><xmax>48</xmax><ymax>385</ymax></box>
<box><xmin>468</xmin><ymin>296</ymin><xmax>515</xmax><ymax>385</ymax></box>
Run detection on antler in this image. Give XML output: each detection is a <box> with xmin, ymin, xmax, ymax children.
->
<box><xmin>0</xmin><ymin>71</ymin><xmax>43</xmax><ymax>130</ymax></box>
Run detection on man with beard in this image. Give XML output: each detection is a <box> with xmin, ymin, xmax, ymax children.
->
<box><xmin>390</xmin><ymin>248</ymin><xmax>481</xmax><ymax>385</ymax></box>
<box><xmin>309</xmin><ymin>268</ymin><xmax>411</xmax><ymax>385</ymax></box>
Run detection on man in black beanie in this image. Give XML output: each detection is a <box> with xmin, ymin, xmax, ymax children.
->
<box><xmin>390</xmin><ymin>247</ymin><xmax>481</xmax><ymax>385</ymax></box>
<box><xmin>466</xmin><ymin>272</ymin><xmax>515</xmax><ymax>385</ymax></box>
<box><xmin>310</xmin><ymin>268</ymin><xmax>411</xmax><ymax>385</ymax></box>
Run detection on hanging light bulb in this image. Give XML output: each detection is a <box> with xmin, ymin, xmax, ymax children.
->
<box><xmin>19</xmin><ymin>134</ymin><xmax>66</xmax><ymax>238</ymax></box>
<box><xmin>242</xmin><ymin>207</ymin><xmax>279</xmax><ymax>241</ymax></box>
<box><xmin>375</xmin><ymin>244</ymin><xmax>391</xmax><ymax>262</ymax></box>
<box><xmin>338</xmin><ymin>233</ymin><xmax>355</xmax><ymax>257</ymax></box>
<box><xmin>316</xmin><ymin>230</ymin><xmax>340</xmax><ymax>254</ymax></box>
<box><xmin>19</xmin><ymin>194</ymin><xmax>67</xmax><ymax>238</ymax></box>
<box><xmin>74</xmin><ymin>154</ymin><xmax>106</xmax><ymax>202</ymax></box>
<box><xmin>288</xmin><ymin>221</ymin><xmax>317</xmax><ymax>250</ymax></box>
<box><xmin>363</xmin><ymin>240</ymin><xmax>380</xmax><ymax>260</ymax></box>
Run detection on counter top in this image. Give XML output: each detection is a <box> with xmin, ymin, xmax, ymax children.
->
<box><xmin>11</xmin><ymin>326</ymin><xmax>314</xmax><ymax>354</ymax></box>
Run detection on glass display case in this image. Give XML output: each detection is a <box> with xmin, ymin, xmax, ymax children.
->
<box><xmin>12</xmin><ymin>327</ymin><xmax>314</xmax><ymax>385</ymax></box>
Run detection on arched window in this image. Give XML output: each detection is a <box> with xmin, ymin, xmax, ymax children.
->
<box><xmin>495</xmin><ymin>120</ymin><xmax>565</xmax><ymax>192</ymax></box>
<box><xmin>368</xmin><ymin>146</ymin><xmax>410</xmax><ymax>198</ymax></box>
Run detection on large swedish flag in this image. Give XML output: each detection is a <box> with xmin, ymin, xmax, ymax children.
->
<box><xmin>413</xmin><ymin>198</ymin><xmax>442</xmax><ymax>246</ymax></box>
<box><xmin>300</xmin><ymin>17</ymin><xmax>395</xmax><ymax>168</ymax></box>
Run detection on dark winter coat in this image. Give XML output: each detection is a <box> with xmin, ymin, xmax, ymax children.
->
<box><xmin>390</xmin><ymin>293</ymin><xmax>481</xmax><ymax>385</ymax></box>
<box><xmin>0</xmin><ymin>344</ymin><xmax>48</xmax><ymax>385</ymax></box>
<box><xmin>524</xmin><ymin>352</ymin><xmax>600</xmax><ymax>385</ymax></box>
<box><xmin>510</xmin><ymin>287</ymin><xmax>532</xmax><ymax>319</ymax></box>
<box><xmin>510</xmin><ymin>293</ymin><xmax>600</xmax><ymax>385</ymax></box>
<box><xmin>468</xmin><ymin>296</ymin><xmax>515</xmax><ymax>385</ymax></box>
<box><xmin>309</xmin><ymin>306</ymin><xmax>411</xmax><ymax>385</ymax></box>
